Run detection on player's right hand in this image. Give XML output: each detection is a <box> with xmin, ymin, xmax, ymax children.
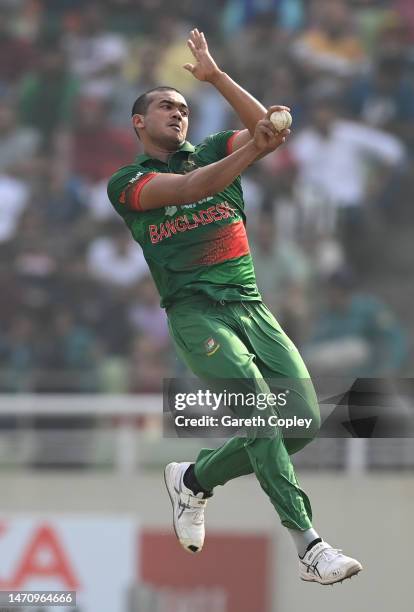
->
<box><xmin>183</xmin><ymin>29</ymin><xmax>221</xmax><ymax>83</ymax></box>
<box><xmin>253</xmin><ymin>112</ymin><xmax>290</xmax><ymax>155</ymax></box>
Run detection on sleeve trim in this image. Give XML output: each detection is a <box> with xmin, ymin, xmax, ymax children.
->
<box><xmin>225</xmin><ymin>130</ymin><xmax>242</xmax><ymax>156</ymax></box>
<box><xmin>120</xmin><ymin>172</ymin><xmax>158</xmax><ymax>212</ymax></box>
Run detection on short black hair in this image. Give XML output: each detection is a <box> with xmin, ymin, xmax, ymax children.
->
<box><xmin>131</xmin><ymin>86</ymin><xmax>183</xmax><ymax>117</ymax></box>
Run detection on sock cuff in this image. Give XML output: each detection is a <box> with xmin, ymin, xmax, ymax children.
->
<box><xmin>306</xmin><ymin>537</ymin><xmax>322</xmax><ymax>553</ymax></box>
<box><xmin>183</xmin><ymin>464</ymin><xmax>213</xmax><ymax>498</ymax></box>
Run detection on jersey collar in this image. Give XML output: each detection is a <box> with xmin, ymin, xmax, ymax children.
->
<box><xmin>135</xmin><ymin>141</ymin><xmax>195</xmax><ymax>165</ymax></box>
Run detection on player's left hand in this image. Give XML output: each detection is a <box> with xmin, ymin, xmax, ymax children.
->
<box><xmin>253</xmin><ymin>108</ymin><xmax>291</xmax><ymax>155</ymax></box>
<box><xmin>183</xmin><ymin>29</ymin><xmax>221</xmax><ymax>83</ymax></box>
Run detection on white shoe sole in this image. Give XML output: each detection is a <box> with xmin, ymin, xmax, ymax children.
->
<box><xmin>301</xmin><ymin>562</ymin><xmax>363</xmax><ymax>585</ymax></box>
<box><xmin>164</xmin><ymin>462</ymin><xmax>201</xmax><ymax>554</ymax></box>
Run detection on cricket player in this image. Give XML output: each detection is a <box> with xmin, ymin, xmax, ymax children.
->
<box><xmin>107</xmin><ymin>29</ymin><xmax>362</xmax><ymax>585</ymax></box>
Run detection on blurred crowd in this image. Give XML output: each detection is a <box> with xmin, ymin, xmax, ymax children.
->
<box><xmin>0</xmin><ymin>0</ymin><xmax>413</xmax><ymax>393</ymax></box>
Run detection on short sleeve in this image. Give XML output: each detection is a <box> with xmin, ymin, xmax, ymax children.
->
<box><xmin>195</xmin><ymin>130</ymin><xmax>241</xmax><ymax>164</ymax></box>
<box><xmin>107</xmin><ymin>166</ymin><xmax>158</xmax><ymax>213</ymax></box>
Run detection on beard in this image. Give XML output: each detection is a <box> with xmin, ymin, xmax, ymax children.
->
<box><xmin>149</xmin><ymin>123</ymin><xmax>186</xmax><ymax>150</ymax></box>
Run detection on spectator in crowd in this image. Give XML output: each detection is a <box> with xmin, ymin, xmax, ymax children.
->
<box><xmin>128</xmin><ymin>333</ymin><xmax>169</xmax><ymax>393</ymax></box>
<box><xmin>2</xmin><ymin>315</ymin><xmax>37</xmax><ymax>392</ymax></box>
<box><xmin>35</xmin><ymin>168</ymin><xmax>84</xmax><ymax>228</ymax></box>
<box><xmin>375</xmin><ymin>13</ymin><xmax>413</xmax><ymax>58</ymax></box>
<box><xmin>39</xmin><ymin>0</ymin><xmax>85</xmax><ymax>22</ymax></box>
<box><xmin>105</xmin><ymin>0</ymin><xmax>166</xmax><ymax>36</ymax></box>
<box><xmin>0</xmin><ymin>173</ymin><xmax>29</xmax><ymax>244</ymax></box>
<box><xmin>14</xmin><ymin>235</ymin><xmax>57</xmax><ymax>284</ymax></box>
<box><xmin>258</xmin><ymin>158</ymin><xmax>346</xmax><ymax>276</ymax></box>
<box><xmin>64</xmin><ymin>2</ymin><xmax>127</xmax><ymax>100</ymax></box>
<box><xmin>34</xmin><ymin>309</ymin><xmax>99</xmax><ymax>392</ymax></box>
<box><xmin>0</xmin><ymin>99</ymin><xmax>40</xmax><ymax>175</ymax></box>
<box><xmin>222</xmin><ymin>0</ymin><xmax>304</xmax><ymax>35</ymax></box>
<box><xmin>153</xmin><ymin>15</ymin><xmax>201</xmax><ymax>97</ymax></box>
<box><xmin>86</xmin><ymin>222</ymin><xmax>148</xmax><ymax>289</ymax></box>
<box><xmin>54</xmin><ymin>254</ymin><xmax>134</xmax><ymax>360</ymax></box>
<box><xmin>19</xmin><ymin>39</ymin><xmax>79</xmax><ymax>151</ymax></box>
<box><xmin>72</xmin><ymin>96</ymin><xmax>136</xmax><ymax>184</ymax></box>
<box><xmin>226</xmin><ymin>12</ymin><xmax>288</xmax><ymax>98</ymax></box>
<box><xmin>263</xmin><ymin>62</ymin><xmax>305</xmax><ymax>129</ymax></box>
<box><xmin>128</xmin><ymin>275</ymin><xmax>170</xmax><ymax>349</ymax></box>
<box><xmin>238</xmin><ymin>167</ymin><xmax>265</xmax><ymax>236</ymax></box>
<box><xmin>110</xmin><ymin>41</ymin><xmax>162</xmax><ymax>127</ymax></box>
<box><xmin>71</xmin><ymin>96</ymin><xmax>136</xmax><ymax>222</ymax></box>
<box><xmin>11</xmin><ymin>210</ymin><xmax>62</xmax><ymax>325</ymax></box>
<box><xmin>304</xmin><ymin>268</ymin><xmax>407</xmax><ymax>377</ymax></box>
<box><xmin>346</xmin><ymin>52</ymin><xmax>414</xmax><ymax>151</ymax></box>
<box><xmin>293</xmin><ymin>0</ymin><xmax>366</xmax><ymax>77</ymax></box>
<box><xmin>0</xmin><ymin>6</ymin><xmax>35</xmax><ymax>92</ymax></box>
<box><xmin>250</xmin><ymin>209</ymin><xmax>311</xmax><ymax>343</ymax></box>
<box><xmin>287</xmin><ymin>93</ymin><xmax>405</xmax><ymax>245</ymax></box>
<box><xmin>394</xmin><ymin>0</ymin><xmax>414</xmax><ymax>42</ymax></box>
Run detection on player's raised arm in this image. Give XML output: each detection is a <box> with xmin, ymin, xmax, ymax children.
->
<box><xmin>183</xmin><ymin>28</ymin><xmax>290</xmax><ymax>152</ymax></box>
<box><xmin>138</xmin><ymin>117</ymin><xmax>290</xmax><ymax>211</ymax></box>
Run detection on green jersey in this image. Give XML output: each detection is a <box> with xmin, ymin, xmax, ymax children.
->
<box><xmin>107</xmin><ymin>130</ymin><xmax>261</xmax><ymax>309</ymax></box>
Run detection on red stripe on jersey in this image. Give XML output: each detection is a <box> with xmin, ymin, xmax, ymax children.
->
<box><xmin>225</xmin><ymin>131</ymin><xmax>241</xmax><ymax>156</ymax></box>
<box><xmin>119</xmin><ymin>172</ymin><xmax>158</xmax><ymax>211</ymax></box>
<box><xmin>194</xmin><ymin>221</ymin><xmax>250</xmax><ymax>266</ymax></box>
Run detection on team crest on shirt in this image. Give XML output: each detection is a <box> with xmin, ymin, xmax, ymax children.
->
<box><xmin>204</xmin><ymin>337</ymin><xmax>220</xmax><ymax>356</ymax></box>
<box><xmin>182</xmin><ymin>159</ymin><xmax>197</xmax><ymax>173</ymax></box>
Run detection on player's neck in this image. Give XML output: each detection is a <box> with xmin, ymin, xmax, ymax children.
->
<box><xmin>143</xmin><ymin>142</ymin><xmax>180</xmax><ymax>163</ymax></box>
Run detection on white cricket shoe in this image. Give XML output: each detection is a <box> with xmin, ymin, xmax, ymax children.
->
<box><xmin>164</xmin><ymin>462</ymin><xmax>209</xmax><ymax>554</ymax></box>
<box><xmin>299</xmin><ymin>541</ymin><xmax>363</xmax><ymax>585</ymax></box>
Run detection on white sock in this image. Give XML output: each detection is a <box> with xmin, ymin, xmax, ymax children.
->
<box><xmin>288</xmin><ymin>527</ymin><xmax>320</xmax><ymax>557</ymax></box>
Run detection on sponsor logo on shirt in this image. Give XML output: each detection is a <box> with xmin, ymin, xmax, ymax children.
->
<box><xmin>128</xmin><ymin>171</ymin><xmax>144</xmax><ymax>184</ymax></box>
<box><xmin>164</xmin><ymin>197</ymin><xmax>214</xmax><ymax>217</ymax></box>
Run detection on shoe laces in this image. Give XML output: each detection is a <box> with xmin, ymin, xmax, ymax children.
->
<box><xmin>318</xmin><ymin>547</ymin><xmax>342</xmax><ymax>564</ymax></box>
<box><xmin>178</xmin><ymin>492</ymin><xmax>207</xmax><ymax>524</ymax></box>
<box><xmin>185</xmin><ymin>497</ymin><xmax>206</xmax><ymax>525</ymax></box>
<box><xmin>192</xmin><ymin>508</ymin><xmax>205</xmax><ymax>525</ymax></box>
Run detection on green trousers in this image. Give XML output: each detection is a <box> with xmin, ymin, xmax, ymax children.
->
<box><xmin>167</xmin><ymin>297</ymin><xmax>321</xmax><ymax>530</ymax></box>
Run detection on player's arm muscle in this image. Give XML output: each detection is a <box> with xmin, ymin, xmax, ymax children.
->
<box><xmin>139</xmin><ymin>173</ymin><xmax>198</xmax><ymax>209</ymax></box>
<box><xmin>139</xmin><ymin>141</ymin><xmax>262</xmax><ymax>211</ymax></box>
<box><xmin>211</xmin><ymin>72</ymin><xmax>267</xmax><ymax>136</ymax></box>
<box><xmin>211</xmin><ymin>73</ymin><xmax>290</xmax><ymax>153</ymax></box>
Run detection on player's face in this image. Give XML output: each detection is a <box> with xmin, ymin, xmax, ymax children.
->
<box><xmin>139</xmin><ymin>91</ymin><xmax>189</xmax><ymax>149</ymax></box>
